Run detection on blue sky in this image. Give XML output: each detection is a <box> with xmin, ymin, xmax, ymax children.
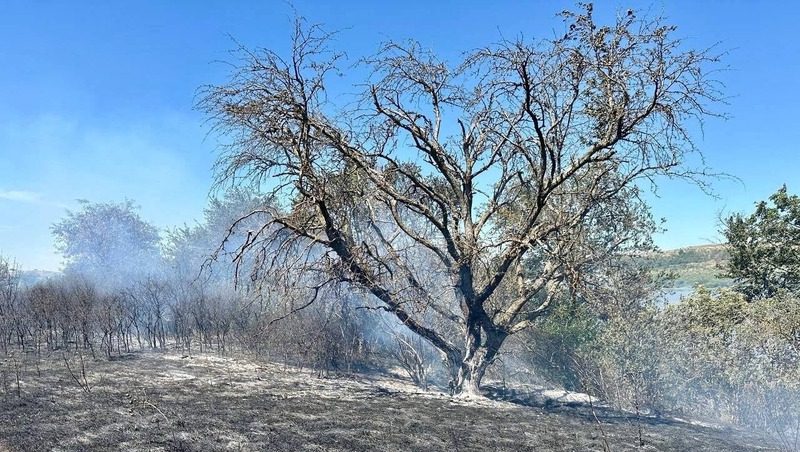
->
<box><xmin>1</xmin><ymin>0</ymin><xmax>798</xmax><ymax>271</ymax></box>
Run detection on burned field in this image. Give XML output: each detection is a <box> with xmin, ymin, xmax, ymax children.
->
<box><xmin>0</xmin><ymin>351</ymin><xmax>779</xmax><ymax>451</ymax></box>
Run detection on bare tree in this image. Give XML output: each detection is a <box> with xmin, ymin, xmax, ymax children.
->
<box><xmin>129</xmin><ymin>277</ymin><xmax>171</xmax><ymax>350</ymax></box>
<box><xmin>200</xmin><ymin>5</ymin><xmax>723</xmax><ymax>395</ymax></box>
<box><xmin>391</xmin><ymin>332</ymin><xmax>434</xmax><ymax>391</ymax></box>
<box><xmin>0</xmin><ymin>255</ymin><xmax>21</xmax><ymax>354</ymax></box>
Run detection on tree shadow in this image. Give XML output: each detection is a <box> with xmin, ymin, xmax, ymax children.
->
<box><xmin>481</xmin><ymin>384</ymin><xmax>688</xmax><ymax>428</ymax></box>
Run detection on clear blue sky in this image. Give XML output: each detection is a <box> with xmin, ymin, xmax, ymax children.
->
<box><xmin>1</xmin><ymin>0</ymin><xmax>798</xmax><ymax>271</ymax></box>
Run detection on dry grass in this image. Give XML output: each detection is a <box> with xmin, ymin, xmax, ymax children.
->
<box><xmin>0</xmin><ymin>350</ymin><xmax>781</xmax><ymax>451</ymax></box>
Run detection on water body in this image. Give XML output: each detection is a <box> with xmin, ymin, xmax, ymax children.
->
<box><xmin>660</xmin><ymin>287</ymin><xmax>695</xmax><ymax>306</ymax></box>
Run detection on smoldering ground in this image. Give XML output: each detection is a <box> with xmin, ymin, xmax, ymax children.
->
<box><xmin>0</xmin><ymin>350</ymin><xmax>781</xmax><ymax>451</ymax></box>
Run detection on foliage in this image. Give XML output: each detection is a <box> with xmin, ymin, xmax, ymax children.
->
<box><xmin>518</xmin><ymin>298</ymin><xmax>601</xmax><ymax>390</ymax></box>
<box><xmin>165</xmin><ymin>188</ymin><xmax>271</xmax><ymax>288</ymax></box>
<box><xmin>659</xmin><ymin>289</ymin><xmax>800</xmax><ymax>443</ymax></box>
<box><xmin>724</xmin><ymin>186</ymin><xmax>800</xmax><ymax>299</ymax></box>
<box><xmin>51</xmin><ymin>200</ymin><xmax>162</xmax><ymax>289</ymax></box>
<box><xmin>572</xmin><ymin>287</ymin><xmax>800</xmax><ymax>445</ymax></box>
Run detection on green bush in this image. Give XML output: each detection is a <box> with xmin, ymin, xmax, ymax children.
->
<box><xmin>519</xmin><ymin>299</ymin><xmax>601</xmax><ymax>390</ymax></box>
<box><xmin>568</xmin><ymin>287</ymin><xmax>800</xmax><ymax>444</ymax></box>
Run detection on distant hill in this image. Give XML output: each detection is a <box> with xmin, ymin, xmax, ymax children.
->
<box><xmin>19</xmin><ymin>269</ymin><xmax>60</xmax><ymax>287</ymax></box>
<box><xmin>650</xmin><ymin>244</ymin><xmax>732</xmax><ymax>289</ymax></box>
<box><xmin>15</xmin><ymin>246</ymin><xmax>729</xmax><ymax>291</ymax></box>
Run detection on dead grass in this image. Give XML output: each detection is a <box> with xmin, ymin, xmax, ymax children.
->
<box><xmin>0</xmin><ymin>350</ymin><xmax>781</xmax><ymax>451</ymax></box>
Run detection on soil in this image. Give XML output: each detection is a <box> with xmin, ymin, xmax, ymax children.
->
<box><xmin>0</xmin><ymin>350</ymin><xmax>781</xmax><ymax>451</ymax></box>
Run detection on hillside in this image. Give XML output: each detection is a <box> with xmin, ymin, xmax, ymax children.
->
<box><xmin>19</xmin><ymin>269</ymin><xmax>60</xmax><ymax>287</ymax></box>
<box><xmin>650</xmin><ymin>244</ymin><xmax>733</xmax><ymax>289</ymax></box>
<box><xmin>0</xmin><ymin>351</ymin><xmax>778</xmax><ymax>451</ymax></box>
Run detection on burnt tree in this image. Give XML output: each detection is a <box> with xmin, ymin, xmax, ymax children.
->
<box><xmin>200</xmin><ymin>5</ymin><xmax>722</xmax><ymax>395</ymax></box>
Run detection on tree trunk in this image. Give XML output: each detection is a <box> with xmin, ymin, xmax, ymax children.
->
<box><xmin>450</xmin><ymin>325</ymin><xmax>508</xmax><ymax>397</ymax></box>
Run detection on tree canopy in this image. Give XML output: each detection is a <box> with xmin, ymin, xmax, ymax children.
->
<box><xmin>52</xmin><ymin>200</ymin><xmax>162</xmax><ymax>289</ymax></box>
<box><xmin>724</xmin><ymin>186</ymin><xmax>800</xmax><ymax>300</ymax></box>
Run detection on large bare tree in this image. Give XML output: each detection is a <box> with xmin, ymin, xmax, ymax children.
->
<box><xmin>200</xmin><ymin>5</ymin><xmax>722</xmax><ymax>395</ymax></box>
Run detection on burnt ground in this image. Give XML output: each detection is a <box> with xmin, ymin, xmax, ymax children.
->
<box><xmin>0</xmin><ymin>350</ymin><xmax>781</xmax><ymax>451</ymax></box>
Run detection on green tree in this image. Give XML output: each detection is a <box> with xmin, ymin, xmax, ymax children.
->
<box><xmin>52</xmin><ymin>200</ymin><xmax>162</xmax><ymax>289</ymax></box>
<box><xmin>165</xmin><ymin>188</ymin><xmax>270</xmax><ymax>283</ymax></box>
<box><xmin>724</xmin><ymin>186</ymin><xmax>800</xmax><ymax>299</ymax></box>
